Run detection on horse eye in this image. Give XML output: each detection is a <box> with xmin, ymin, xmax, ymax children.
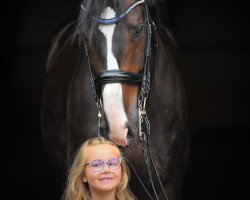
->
<box><xmin>133</xmin><ymin>24</ymin><xmax>144</xmax><ymax>38</ymax></box>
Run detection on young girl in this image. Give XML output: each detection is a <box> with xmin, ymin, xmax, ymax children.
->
<box><xmin>62</xmin><ymin>136</ymin><xmax>136</xmax><ymax>200</ymax></box>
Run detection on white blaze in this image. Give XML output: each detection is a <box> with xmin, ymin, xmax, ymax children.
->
<box><xmin>98</xmin><ymin>7</ymin><xmax>128</xmax><ymax>146</ymax></box>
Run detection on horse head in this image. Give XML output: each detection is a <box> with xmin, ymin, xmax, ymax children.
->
<box><xmin>76</xmin><ymin>0</ymin><xmax>153</xmax><ymax>147</ymax></box>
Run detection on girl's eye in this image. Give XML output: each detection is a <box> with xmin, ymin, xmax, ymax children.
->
<box><xmin>109</xmin><ymin>162</ymin><xmax>117</xmax><ymax>166</ymax></box>
<box><xmin>108</xmin><ymin>158</ymin><xmax>120</xmax><ymax>166</ymax></box>
<box><xmin>91</xmin><ymin>160</ymin><xmax>102</xmax><ymax>167</ymax></box>
<box><xmin>133</xmin><ymin>23</ymin><xmax>144</xmax><ymax>38</ymax></box>
<box><xmin>92</xmin><ymin>163</ymin><xmax>101</xmax><ymax>167</ymax></box>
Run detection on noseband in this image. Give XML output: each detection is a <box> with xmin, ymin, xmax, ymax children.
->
<box><xmin>82</xmin><ymin>1</ymin><xmax>168</xmax><ymax>199</ymax></box>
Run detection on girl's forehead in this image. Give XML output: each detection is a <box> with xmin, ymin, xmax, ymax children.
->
<box><xmin>86</xmin><ymin>144</ymin><xmax>120</xmax><ymax>161</ymax></box>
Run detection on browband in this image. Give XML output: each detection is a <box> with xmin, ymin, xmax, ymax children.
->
<box><xmin>81</xmin><ymin>0</ymin><xmax>145</xmax><ymax>25</ymax></box>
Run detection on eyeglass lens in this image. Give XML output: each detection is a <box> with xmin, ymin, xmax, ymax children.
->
<box><xmin>88</xmin><ymin>158</ymin><xmax>121</xmax><ymax>172</ymax></box>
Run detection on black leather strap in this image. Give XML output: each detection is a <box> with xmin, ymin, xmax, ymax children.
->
<box><xmin>94</xmin><ymin>69</ymin><xmax>142</xmax><ymax>94</ymax></box>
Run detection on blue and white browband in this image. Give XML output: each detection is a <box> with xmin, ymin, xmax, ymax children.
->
<box><xmin>81</xmin><ymin>0</ymin><xmax>145</xmax><ymax>25</ymax></box>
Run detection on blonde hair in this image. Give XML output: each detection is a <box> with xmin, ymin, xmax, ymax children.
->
<box><xmin>62</xmin><ymin>137</ymin><xmax>136</xmax><ymax>200</ymax></box>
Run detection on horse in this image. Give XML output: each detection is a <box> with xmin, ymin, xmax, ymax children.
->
<box><xmin>41</xmin><ymin>0</ymin><xmax>191</xmax><ymax>199</ymax></box>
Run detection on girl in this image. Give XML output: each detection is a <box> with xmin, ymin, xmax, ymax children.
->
<box><xmin>62</xmin><ymin>136</ymin><xmax>136</xmax><ymax>200</ymax></box>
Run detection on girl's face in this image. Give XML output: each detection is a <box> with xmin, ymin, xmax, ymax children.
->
<box><xmin>83</xmin><ymin>144</ymin><xmax>122</xmax><ymax>195</ymax></box>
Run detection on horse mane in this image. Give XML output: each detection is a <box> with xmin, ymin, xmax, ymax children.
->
<box><xmin>73</xmin><ymin>0</ymin><xmax>161</xmax><ymax>42</ymax></box>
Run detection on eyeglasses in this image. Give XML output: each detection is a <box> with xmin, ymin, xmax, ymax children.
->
<box><xmin>84</xmin><ymin>158</ymin><xmax>122</xmax><ymax>172</ymax></box>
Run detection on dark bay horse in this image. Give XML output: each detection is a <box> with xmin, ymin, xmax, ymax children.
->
<box><xmin>41</xmin><ymin>0</ymin><xmax>190</xmax><ymax>199</ymax></box>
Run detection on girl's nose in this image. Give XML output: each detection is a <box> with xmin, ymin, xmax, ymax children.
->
<box><xmin>102</xmin><ymin>163</ymin><xmax>111</xmax><ymax>173</ymax></box>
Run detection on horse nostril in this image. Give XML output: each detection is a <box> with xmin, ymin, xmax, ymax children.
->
<box><xmin>126</xmin><ymin>126</ymin><xmax>135</xmax><ymax>146</ymax></box>
<box><xmin>127</xmin><ymin>126</ymin><xmax>133</xmax><ymax>137</ymax></box>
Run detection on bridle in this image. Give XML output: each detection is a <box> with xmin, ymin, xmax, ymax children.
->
<box><xmin>83</xmin><ymin>0</ymin><xmax>151</xmax><ymax>127</ymax></box>
<box><xmin>82</xmin><ymin>0</ymin><xmax>168</xmax><ymax>199</ymax></box>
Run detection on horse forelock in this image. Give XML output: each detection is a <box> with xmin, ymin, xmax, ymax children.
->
<box><xmin>75</xmin><ymin>0</ymin><xmax>125</xmax><ymax>42</ymax></box>
<box><xmin>74</xmin><ymin>0</ymin><xmax>160</xmax><ymax>40</ymax></box>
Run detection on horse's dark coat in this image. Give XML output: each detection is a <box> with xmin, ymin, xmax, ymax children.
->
<box><xmin>41</xmin><ymin>1</ymin><xmax>191</xmax><ymax>199</ymax></box>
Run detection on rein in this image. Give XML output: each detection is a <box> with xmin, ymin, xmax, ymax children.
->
<box><xmin>82</xmin><ymin>1</ymin><xmax>168</xmax><ymax>199</ymax></box>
